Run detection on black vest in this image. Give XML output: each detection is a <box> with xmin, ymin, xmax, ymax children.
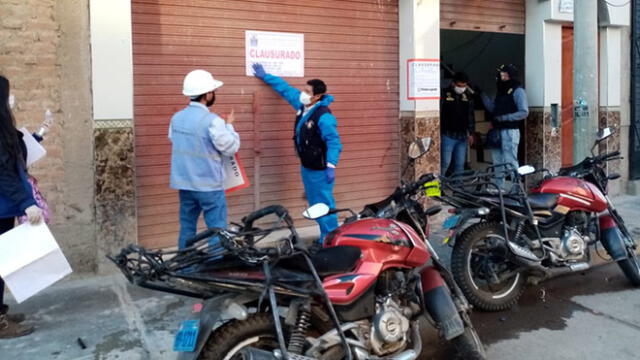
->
<box><xmin>493</xmin><ymin>86</ymin><xmax>523</xmax><ymax>129</ymax></box>
<box><xmin>441</xmin><ymin>89</ymin><xmax>472</xmax><ymax>136</ymax></box>
<box><xmin>294</xmin><ymin>105</ymin><xmax>331</xmax><ymax>170</ymax></box>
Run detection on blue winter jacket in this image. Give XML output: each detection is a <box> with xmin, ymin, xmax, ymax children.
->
<box><xmin>261</xmin><ymin>74</ymin><xmax>342</xmax><ymax>167</ymax></box>
<box><xmin>0</xmin><ymin>131</ymin><xmax>36</xmax><ymax>218</ymax></box>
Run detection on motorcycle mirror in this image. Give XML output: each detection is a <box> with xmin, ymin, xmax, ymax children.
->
<box><xmin>596</xmin><ymin>127</ymin><xmax>613</xmax><ymax>142</ymax></box>
<box><xmin>517</xmin><ymin>165</ymin><xmax>535</xmax><ymax>176</ymax></box>
<box><xmin>408</xmin><ymin>137</ymin><xmax>432</xmax><ymax>160</ymax></box>
<box><xmin>302</xmin><ymin>203</ymin><xmax>330</xmax><ymax>220</ymax></box>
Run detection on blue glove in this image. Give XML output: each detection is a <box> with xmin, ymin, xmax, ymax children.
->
<box><xmin>325</xmin><ymin>167</ymin><xmax>335</xmax><ymax>184</ymax></box>
<box><xmin>252</xmin><ymin>63</ymin><xmax>266</xmax><ymax>79</ymax></box>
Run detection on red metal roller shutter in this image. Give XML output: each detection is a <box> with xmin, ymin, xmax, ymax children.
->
<box><xmin>132</xmin><ymin>0</ymin><xmax>400</xmax><ymax>248</ymax></box>
<box><xmin>440</xmin><ymin>0</ymin><xmax>525</xmax><ymax>34</ymax></box>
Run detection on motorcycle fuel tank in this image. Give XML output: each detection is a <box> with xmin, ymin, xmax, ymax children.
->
<box><xmin>326</xmin><ymin>218</ymin><xmax>430</xmax><ymax>267</ymax></box>
<box><xmin>323</xmin><ymin>218</ymin><xmax>431</xmax><ymax>305</ymax></box>
<box><xmin>533</xmin><ymin>176</ymin><xmax>607</xmax><ymax>212</ymax></box>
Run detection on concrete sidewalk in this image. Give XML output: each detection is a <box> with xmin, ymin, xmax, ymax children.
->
<box><xmin>1</xmin><ymin>195</ymin><xmax>639</xmax><ymax>359</ymax></box>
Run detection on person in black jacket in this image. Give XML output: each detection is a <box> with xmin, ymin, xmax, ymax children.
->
<box><xmin>440</xmin><ymin>72</ymin><xmax>475</xmax><ymax>175</ymax></box>
<box><xmin>480</xmin><ymin>64</ymin><xmax>529</xmax><ymax>187</ymax></box>
<box><xmin>0</xmin><ymin>75</ymin><xmax>42</xmax><ymax>338</ymax></box>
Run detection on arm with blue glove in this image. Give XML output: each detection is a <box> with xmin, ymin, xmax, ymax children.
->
<box><xmin>252</xmin><ymin>63</ymin><xmax>302</xmax><ymax>110</ymax></box>
<box><xmin>318</xmin><ymin>113</ymin><xmax>342</xmax><ymax>184</ymax></box>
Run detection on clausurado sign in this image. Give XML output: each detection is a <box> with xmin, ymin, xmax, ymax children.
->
<box><xmin>245</xmin><ymin>30</ymin><xmax>304</xmax><ymax>77</ymax></box>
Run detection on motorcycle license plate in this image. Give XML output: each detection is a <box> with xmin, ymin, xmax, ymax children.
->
<box><xmin>443</xmin><ymin>215</ymin><xmax>460</xmax><ymax>230</ymax></box>
<box><xmin>173</xmin><ymin>319</ymin><xmax>200</xmax><ymax>352</ymax></box>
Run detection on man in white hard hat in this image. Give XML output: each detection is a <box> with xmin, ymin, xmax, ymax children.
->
<box><xmin>169</xmin><ymin>69</ymin><xmax>240</xmax><ymax>249</ymax></box>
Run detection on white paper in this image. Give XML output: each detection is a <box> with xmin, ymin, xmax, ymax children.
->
<box><xmin>246</xmin><ymin>30</ymin><xmax>304</xmax><ymax>77</ymax></box>
<box><xmin>0</xmin><ymin>223</ymin><xmax>72</xmax><ymax>303</ymax></box>
<box><xmin>18</xmin><ymin>127</ymin><xmax>47</xmax><ymax>167</ymax></box>
<box><xmin>223</xmin><ymin>155</ymin><xmax>248</xmax><ymax>192</ymax></box>
<box><xmin>407</xmin><ymin>60</ymin><xmax>440</xmax><ymax>100</ymax></box>
<box><xmin>559</xmin><ymin>0</ymin><xmax>573</xmax><ymax>13</ymax></box>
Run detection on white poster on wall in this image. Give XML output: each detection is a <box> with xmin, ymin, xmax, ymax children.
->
<box><xmin>559</xmin><ymin>0</ymin><xmax>574</xmax><ymax>13</ymax></box>
<box><xmin>407</xmin><ymin>59</ymin><xmax>440</xmax><ymax>100</ymax></box>
<box><xmin>245</xmin><ymin>30</ymin><xmax>304</xmax><ymax>77</ymax></box>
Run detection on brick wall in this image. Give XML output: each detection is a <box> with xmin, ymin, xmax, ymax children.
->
<box><xmin>1</xmin><ymin>0</ymin><xmax>97</xmax><ymax>271</ymax></box>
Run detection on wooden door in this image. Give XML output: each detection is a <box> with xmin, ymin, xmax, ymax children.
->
<box><xmin>561</xmin><ymin>27</ymin><xmax>574</xmax><ymax>167</ymax></box>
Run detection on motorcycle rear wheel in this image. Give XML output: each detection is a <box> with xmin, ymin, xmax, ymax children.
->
<box><xmin>199</xmin><ymin>313</ymin><xmax>280</xmax><ymax>360</ymax></box>
<box><xmin>452</xmin><ymin>222</ymin><xmax>526</xmax><ymax>312</ymax></box>
<box><xmin>618</xmin><ymin>246</ymin><xmax>640</xmax><ymax>286</ymax></box>
<box><xmin>199</xmin><ymin>313</ymin><xmax>344</xmax><ymax>360</ymax></box>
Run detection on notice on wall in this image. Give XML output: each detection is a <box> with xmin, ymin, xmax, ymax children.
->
<box><xmin>407</xmin><ymin>59</ymin><xmax>440</xmax><ymax>100</ymax></box>
<box><xmin>559</xmin><ymin>0</ymin><xmax>574</xmax><ymax>13</ymax></box>
<box><xmin>245</xmin><ymin>30</ymin><xmax>304</xmax><ymax>77</ymax></box>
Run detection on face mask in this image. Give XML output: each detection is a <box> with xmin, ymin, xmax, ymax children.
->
<box><xmin>8</xmin><ymin>95</ymin><xmax>15</xmax><ymax>109</ymax></box>
<box><xmin>454</xmin><ymin>86</ymin><xmax>466</xmax><ymax>95</ymax></box>
<box><xmin>206</xmin><ymin>92</ymin><xmax>216</xmax><ymax>107</ymax></box>
<box><xmin>299</xmin><ymin>91</ymin><xmax>312</xmax><ymax>106</ymax></box>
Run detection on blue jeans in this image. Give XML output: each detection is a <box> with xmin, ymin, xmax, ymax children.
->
<box><xmin>441</xmin><ymin>134</ymin><xmax>467</xmax><ymax>175</ymax></box>
<box><xmin>491</xmin><ymin>129</ymin><xmax>520</xmax><ymax>188</ymax></box>
<box><xmin>178</xmin><ymin>190</ymin><xmax>227</xmax><ymax>249</ymax></box>
<box><xmin>301</xmin><ymin>166</ymin><xmax>338</xmax><ymax>244</ymax></box>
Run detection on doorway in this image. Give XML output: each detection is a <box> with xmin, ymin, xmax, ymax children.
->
<box><xmin>440</xmin><ymin>30</ymin><xmax>525</xmax><ymax>173</ymax></box>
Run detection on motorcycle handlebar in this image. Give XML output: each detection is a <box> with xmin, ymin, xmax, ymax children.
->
<box><xmin>408</xmin><ymin>173</ymin><xmax>436</xmax><ymax>193</ymax></box>
<box><xmin>597</xmin><ymin>150</ymin><xmax>621</xmax><ymax>162</ymax></box>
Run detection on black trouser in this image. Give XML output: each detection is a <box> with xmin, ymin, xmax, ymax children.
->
<box><xmin>0</xmin><ymin>217</ymin><xmax>15</xmax><ymax>307</ymax></box>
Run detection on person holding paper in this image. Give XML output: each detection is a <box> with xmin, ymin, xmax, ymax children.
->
<box><xmin>252</xmin><ymin>63</ymin><xmax>342</xmax><ymax>254</ymax></box>
<box><xmin>0</xmin><ymin>75</ymin><xmax>41</xmax><ymax>338</ymax></box>
<box><xmin>169</xmin><ymin>70</ymin><xmax>240</xmax><ymax>249</ymax></box>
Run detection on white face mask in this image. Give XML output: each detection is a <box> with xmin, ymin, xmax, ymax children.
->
<box><xmin>454</xmin><ymin>86</ymin><xmax>466</xmax><ymax>95</ymax></box>
<box><xmin>299</xmin><ymin>91</ymin><xmax>312</xmax><ymax>106</ymax></box>
<box><xmin>8</xmin><ymin>95</ymin><xmax>15</xmax><ymax>109</ymax></box>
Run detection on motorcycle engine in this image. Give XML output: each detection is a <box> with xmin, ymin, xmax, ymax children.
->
<box><xmin>559</xmin><ymin>228</ymin><xmax>588</xmax><ymax>259</ymax></box>
<box><xmin>370</xmin><ymin>297</ymin><xmax>411</xmax><ymax>356</ymax></box>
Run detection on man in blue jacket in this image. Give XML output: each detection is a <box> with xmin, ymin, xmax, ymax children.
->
<box><xmin>253</xmin><ymin>63</ymin><xmax>342</xmax><ymax>252</ymax></box>
<box><xmin>169</xmin><ymin>69</ymin><xmax>240</xmax><ymax>249</ymax></box>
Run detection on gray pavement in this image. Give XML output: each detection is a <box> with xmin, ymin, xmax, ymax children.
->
<box><xmin>1</xmin><ymin>195</ymin><xmax>640</xmax><ymax>359</ymax></box>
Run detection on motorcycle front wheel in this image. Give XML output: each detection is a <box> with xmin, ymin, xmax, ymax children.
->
<box><xmin>618</xmin><ymin>244</ymin><xmax>640</xmax><ymax>286</ymax></box>
<box><xmin>451</xmin><ymin>222</ymin><xmax>526</xmax><ymax>312</ymax></box>
<box><xmin>452</xmin><ymin>325</ymin><xmax>486</xmax><ymax>360</ymax></box>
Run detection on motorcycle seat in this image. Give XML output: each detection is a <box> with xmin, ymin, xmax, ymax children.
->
<box><xmin>278</xmin><ymin>245</ymin><xmax>362</xmax><ymax>278</ymax></box>
<box><xmin>311</xmin><ymin>246</ymin><xmax>362</xmax><ymax>277</ymax></box>
<box><xmin>526</xmin><ymin>193</ymin><xmax>558</xmax><ymax>209</ymax></box>
<box><xmin>479</xmin><ymin>193</ymin><xmax>558</xmax><ymax>211</ymax></box>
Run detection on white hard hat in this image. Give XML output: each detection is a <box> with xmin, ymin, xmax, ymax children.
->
<box><xmin>182</xmin><ymin>69</ymin><xmax>224</xmax><ymax>96</ymax></box>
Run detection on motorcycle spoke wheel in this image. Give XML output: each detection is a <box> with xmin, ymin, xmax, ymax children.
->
<box><xmin>452</xmin><ymin>222</ymin><xmax>527</xmax><ymax>312</ymax></box>
<box><xmin>468</xmin><ymin>236</ymin><xmax>520</xmax><ymax>298</ymax></box>
<box><xmin>617</xmin><ymin>245</ymin><xmax>640</xmax><ymax>286</ymax></box>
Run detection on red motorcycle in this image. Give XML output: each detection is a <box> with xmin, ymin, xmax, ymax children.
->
<box><xmin>440</xmin><ymin>127</ymin><xmax>640</xmax><ymax>311</ymax></box>
<box><xmin>303</xmin><ymin>138</ymin><xmax>485</xmax><ymax>359</ymax></box>
<box><xmin>109</xmin><ymin>138</ymin><xmax>485</xmax><ymax>360</ymax></box>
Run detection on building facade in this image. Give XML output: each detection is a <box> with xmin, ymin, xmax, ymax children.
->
<box><xmin>0</xmin><ymin>0</ymin><xmax>633</xmax><ymax>273</ymax></box>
